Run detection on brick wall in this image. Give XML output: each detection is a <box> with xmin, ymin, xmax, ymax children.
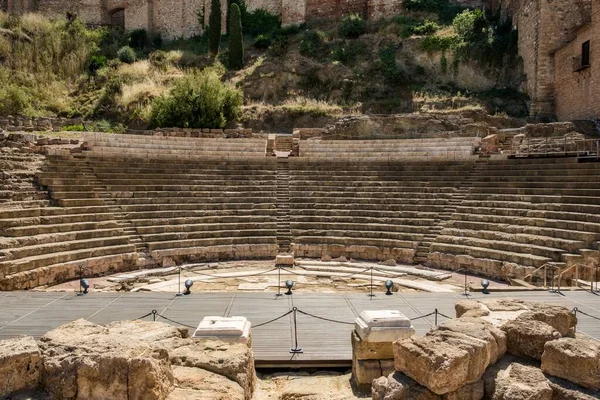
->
<box><xmin>554</xmin><ymin>1</ymin><xmax>599</xmax><ymax>120</ymax></box>
<box><xmin>305</xmin><ymin>0</ymin><xmax>368</xmax><ymax>20</ymax></box>
<box><xmin>502</xmin><ymin>0</ymin><xmax>592</xmax><ymax>119</ymax></box>
<box><xmin>367</xmin><ymin>0</ymin><xmax>402</xmax><ymax>20</ymax></box>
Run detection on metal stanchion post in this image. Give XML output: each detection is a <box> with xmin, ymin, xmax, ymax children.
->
<box><xmin>275</xmin><ymin>266</ymin><xmax>283</xmax><ymax>297</ymax></box>
<box><xmin>289</xmin><ymin>307</ymin><xmax>303</xmax><ymax>354</ymax></box>
<box><xmin>176</xmin><ymin>266</ymin><xmax>183</xmax><ymax>297</ymax></box>
<box><xmin>368</xmin><ymin>267</ymin><xmax>375</xmax><ymax>298</ymax></box>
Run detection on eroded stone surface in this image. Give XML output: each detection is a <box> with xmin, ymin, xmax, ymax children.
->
<box><xmin>542</xmin><ymin>337</ymin><xmax>600</xmax><ymax>390</ymax></box>
<box><xmin>39</xmin><ymin>319</ymin><xmax>173</xmax><ymax>400</ymax></box>
<box><xmin>0</xmin><ymin>336</ymin><xmax>42</xmax><ymax>398</ymax></box>
<box><xmin>393</xmin><ymin>317</ymin><xmax>505</xmax><ymax>394</ymax></box>
<box><xmin>166</xmin><ymin>366</ymin><xmax>245</xmax><ymax>400</ymax></box>
<box><xmin>489</xmin><ymin>362</ymin><xmax>553</xmax><ymax>400</ymax></box>
<box><xmin>372</xmin><ymin>372</ymin><xmax>441</xmax><ymax>400</ymax></box>
<box><xmin>502</xmin><ymin>316</ymin><xmax>561</xmax><ymax>360</ymax></box>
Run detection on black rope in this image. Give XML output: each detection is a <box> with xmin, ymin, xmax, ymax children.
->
<box><xmin>155</xmin><ymin>313</ymin><xmax>197</xmax><ymax>329</ymax></box>
<box><xmin>296</xmin><ymin>309</ymin><xmax>355</xmax><ymax>325</ymax></box>
<box><xmin>410</xmin><ymin>312</ymin><xmax>437</xmax><ymax>321</ymax></box>
<box><xmin>135</xmin><ymin>311</ymin><xmax>155</xmax><ymax>320</ymax></box>
<box><xmin>278</xmin><ymin>267</ymin><xmax>306</xmax><ymax>276</ymax></box>
<box><xmin>573</xmin><ymin>307</ymin><xmax>600</xmax><ymax>321</ymax></box>
<box><xmin>436</xmin><ymin>311</ymin><xmax>453</xmax><ymax>320</ymax></box>
<box><xmin>253</xmin><ymin>310</ymin><xmax>294</xmax><ymax>328</ymax></box>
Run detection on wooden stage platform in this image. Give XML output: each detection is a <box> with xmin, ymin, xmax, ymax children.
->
<box><xmin>0</xmin><ymin>290</ymin><xmax>599</xmax><ymax>367</ymax></box>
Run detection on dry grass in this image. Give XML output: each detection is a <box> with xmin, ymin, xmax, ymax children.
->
<box><xmin>118</xmin><ymin>79</ymin><xmax>167</xmax><ymax>109</ymax></box>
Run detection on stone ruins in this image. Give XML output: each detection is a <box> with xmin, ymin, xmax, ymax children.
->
<box><xmin>1</xmin><ymin>298</ymin><xmax>598</xmax><ymax>399</ymax></box>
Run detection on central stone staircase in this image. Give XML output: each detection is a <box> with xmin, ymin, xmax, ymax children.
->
<box><xmin>276</xmin><ymin>157</ymin><xmax>292</xmax><ymax>253</ymax></box>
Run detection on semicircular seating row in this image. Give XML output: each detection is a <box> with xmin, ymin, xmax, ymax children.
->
<box><xmin>1</xmin><ymin>133</ymin><xmax>599</xmax><ymax>290</ymax></box>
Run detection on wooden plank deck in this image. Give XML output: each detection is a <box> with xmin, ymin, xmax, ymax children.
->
<box><xmin>0</xmin><ymin>291</ymin><xmax>598</xmax><ymax>367</ymax></box>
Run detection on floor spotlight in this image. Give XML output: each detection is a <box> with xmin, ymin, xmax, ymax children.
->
<box><xmin>285</xmin><ymin>280</ymin><xmax>294</xmax><ymax>295</ymax></box>
<box><xmin>184</xmin><ymin>279</ymin><xmax>194</xmax><ymax>295</ymax></box>
<box><xmin>481</xmin><ymin>279</ymin><xmax>490</xmax><ymax>294</ymax></box>
<box><xmin>78</xmin><ymin>278</ymin><xmax>90</xmax><ymax>296</ymax></box>
<box><xmin>385</xmin><ymin>280</ymin><xmax>394</xmax><ymax>295</ymax></box>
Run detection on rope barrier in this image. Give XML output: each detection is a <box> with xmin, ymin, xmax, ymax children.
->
<box><xmin>573</xmin><ymin>307</ymin><xmax>600</xmax><ymax>321</ymax></box>
<box><xmin>134</xmin><ymin>311</ymin><xmax>155</xmax><ymax>320</ymax></box>
<box><xmin>253</xmin><ymin>310</ymin><xmax>294</xmax><ymax>328</ymax></box>
<box><xmin>296</xmin><ymin>309</ymin><xmax>355</xmax><ymax>325</ymax></box>
<box><xmin>155</xmin><ymin>313</ymin><xmax>197</xmax><ymax>329</ymax></box>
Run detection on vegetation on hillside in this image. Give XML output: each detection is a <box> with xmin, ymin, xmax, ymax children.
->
<box><xmin>0</xmin><ymin>1</ymin><xmax>527</xmax><ymax>129</ymax></box>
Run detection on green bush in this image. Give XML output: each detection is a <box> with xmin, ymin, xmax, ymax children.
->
<box><xmin>411</xmin><ymin>20</ymin><xmax>440</xmax><ymax>35</ymax></box>
<box><xmin>403</xmin><ymin>0</ymin><xmax>466</xmax><ymax>24</ymax></box>
<box><xmin>117</xmin><ymin>46</ymin><xmax>136</xmax><ymax>63</ymax></box>
<box><xmin>0</xmin><ymin>85</ymin><xmax>29</xmax><ymax>115</ymax></box>
<box><xmin>243</xmin><ymin>8</ymin><xmax>281</xmax><ymax>37</ymax></box>
<box><xmin>453</xmin><ymin>9</ymin><xmax>487</xmax><ymax>42</ymax></box>
<box><xmin>339</xmin><ymin>13</ymin><xmax>365</xmax><ymax>39</ymax></box>
<box><xmin>88</xmin><ymin>55</ymin><xmax>107</xmax><ymax>76</ymax></box>
<box><xmin>228</xmin><ymin>3</ymin><xmax>244</xmax><ymax>70</ymax></box>
<box><xmin>378</xmin><ymin>45</ymin><xmax>405</xmax><ymax>86</ymax></box>
<box><xmin>421</xmin><ymin>34</ymin><xmax>459</xmax><ymax>52</ymax></box>
<box><xmin>300</xmin><ymin>30</ymin><xmax>326</xmax><ymax>57</ymax></box>
<box><xmin>330</xmin><ymin>41</ymin><xmax>365</xmax><ymax>65</ymax></box>
<box><xmin>253</xmin><ymin>34</ymin><xmax>272</xmax><ymax>49</ymax></box>
<box><xmin>148</xmin><ymin>67</ymin><xmax>242</xmax><ymax>129</ymax></box>
<box><xmin>148</xmin><ymin>50</ymin><xmax>170</xmax><ymax>71</ymax></box>
<box><xmin>268</xmin><ymin>35</ymin><xmax>289</xmax><ymax>57</ymax></box>
<box><xmin>128</xmin><ymin>29</ymin><xmax>149</xmax><ymax>50</ymax></box>
<box><xmin>61</xmin><ymin>124</ymin><xmax>85</xmax><ymax>131</ymax></box>
<box><xmin>208</xmin><ymin>0</ymin><xmax>222</xmax><ymax>54</ymax></box>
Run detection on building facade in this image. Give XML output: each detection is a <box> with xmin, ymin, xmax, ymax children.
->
<box><xmin>501</xmin><ymin>0</ymin><xmax>596</xmax><ymax>120</ymax></box>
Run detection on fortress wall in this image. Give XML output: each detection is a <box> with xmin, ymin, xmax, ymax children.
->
<box><xmin>367</xmin><ymin>0</ymin><xmax>402</xmax><ymax>20</ymax></box>
<box><xmin>502</xmin><ymin>0</ymin><xmax>592</xmax><ymax>119</ymax></box>
<box><xmin>246</xmin><ymin>0</ymin><xmax>281</xmax><ymax>16</ymax></box>
<box><xmin>554</xmin><ymin>1</ymin><xmax>599</xmax><ymax>121</ymax></box>
<box><xmin>305</xmin><ymin>0</ymin><xmax>368</xmax><ymax>20</ymax></box>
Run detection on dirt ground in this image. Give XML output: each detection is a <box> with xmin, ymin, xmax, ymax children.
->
<box><xmin>253</xmin><ymin>371</ymin><xmax>368</xmax><ymax>400</ymax></box>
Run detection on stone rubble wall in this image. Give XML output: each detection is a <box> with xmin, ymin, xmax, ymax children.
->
<box><xmin>373</xmin><ymin>298</ymin><xmax>599</xmax><ymax>399</ymax></box>
<box><xmin>0</xmin><ymin>319</ymin><xmax>256</xmax><ymax>400</ymax></box>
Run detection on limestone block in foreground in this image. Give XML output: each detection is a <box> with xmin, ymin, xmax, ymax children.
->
<box><xmin>192</xmin><ymin>316</ymin><xmax>251</xmax><ymax>345</ymax></box>
<box><xmin>541</xmin><ymin>337</ymin><xmax>600</xmax><ymax>390</ymax></box>
<box><xmin>352</xmin><ymin>311</ymin><xmax>415</xmax><ymax>388</ymax></box>
<box><xmin>39</xmin><ymin>319</ymin><xmax>173</xmax><ymax>400</ymax></box>
<box><xmin>372</xmin><ymin>372</ymin><xmax>441</xmax><ymax>400</ymax></box>
<box><xmin>166</xmin><ymin>365</ymin><xmax>245</xmax><ymax>400</ymax></box>
<box><xmin>355</xmin><ymin>310</ymin><xmax>415</xmax><ymax>343</ymax></box>
<box><xmin>487</xmin><ymin>362</ymin><xmax>553</xmax><ymax>400</ymax></box>
<box><xmin>0</xmin><ymin>336</ymin><xmax>42</xmax><ymax>398</ymax></box>
<box><xmin>502</xmin><ymin>316</ymin><xmax>561</xmax><ymax>360</ymax></box>
<box><xmin>393</xmin><ymin>317</ymin><xmax>506</xmax><ymax>395</ymax></box>
<box><xmin>168</xmin><ymin>339</ymin><xmax>255</xmax><ymax>398</ymax></box>
<box><xmin>455</xmin><ymin>299</ymin><xmax>576</xmax><ymax>337</ymax></box>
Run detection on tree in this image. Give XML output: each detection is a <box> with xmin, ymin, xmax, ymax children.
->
<box><xmin>208</xmin><ymin>0</ymin><xmax>222</xmax><ymax>55</ymax></box>
<box><xmin>228</xmin><ymin>3</ymin><xmax>244</xmax><ymax>70</ymax></box>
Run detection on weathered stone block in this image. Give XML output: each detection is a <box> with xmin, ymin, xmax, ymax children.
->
<box><xmin>351</xmin><ymin>330</ymin><xmax>394</xmax><ymax>360</ymax></box>
<box><xmin>352</xmin><ymin>356</ymin><xmax>394</xmax><ymax>387</ymax></box>
<box><xmin>502</xmin><ymin>317</ymin><xmax>561</xmax><ymax>360</ymax></box>
<box><xmin>0</xmin><ymin>336</ymin><xmax>42</xmax><ymax>398</ymax></box>
<box><xmin>40</xmin><ymin>319</ymin><xmax>173</xmax><ymax>400</ymax></box>
<box><xmin>355</xmin><ymin>310</ymin><xmax>415</xmax><ymax>342</ymax></box>
<box><xmin>192</xmin><ymin>316</ymin><xmax>251</xmax><ymax>345</ymax></box>
<box><xmin>489</xmin><ymin>363</ymin><xmax>553</xmax><ymax>400</ymax></box>
<box><xmin>372</xmin><ymin>372</ymin><xmax>441</xmax><ymax>400</ymax></box>
<box><xmin>541</xmin><ymin>337</ymin><xmax>600</xmax><ymax>390</ymax></box>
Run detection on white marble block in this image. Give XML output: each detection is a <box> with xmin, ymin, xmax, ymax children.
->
<box><xmin>355</xmin><ymin>310</ymin><xmax>415</xmax><ymax>342</ymax></box>
<box><xmin>192</xmin><ymin>316</ymin><xmax>251</xmax><ymax>344</ymax></box>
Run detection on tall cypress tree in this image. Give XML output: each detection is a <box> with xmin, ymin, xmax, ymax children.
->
<box><xmin>228</xmin><ymin>3</ymin><xmax>244</xmax><ymax>70</ymax></box>
<box><xmin>208</xmin><ymin>0</ymin><xmax>222</xmax><ymax>55</ymax></box>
